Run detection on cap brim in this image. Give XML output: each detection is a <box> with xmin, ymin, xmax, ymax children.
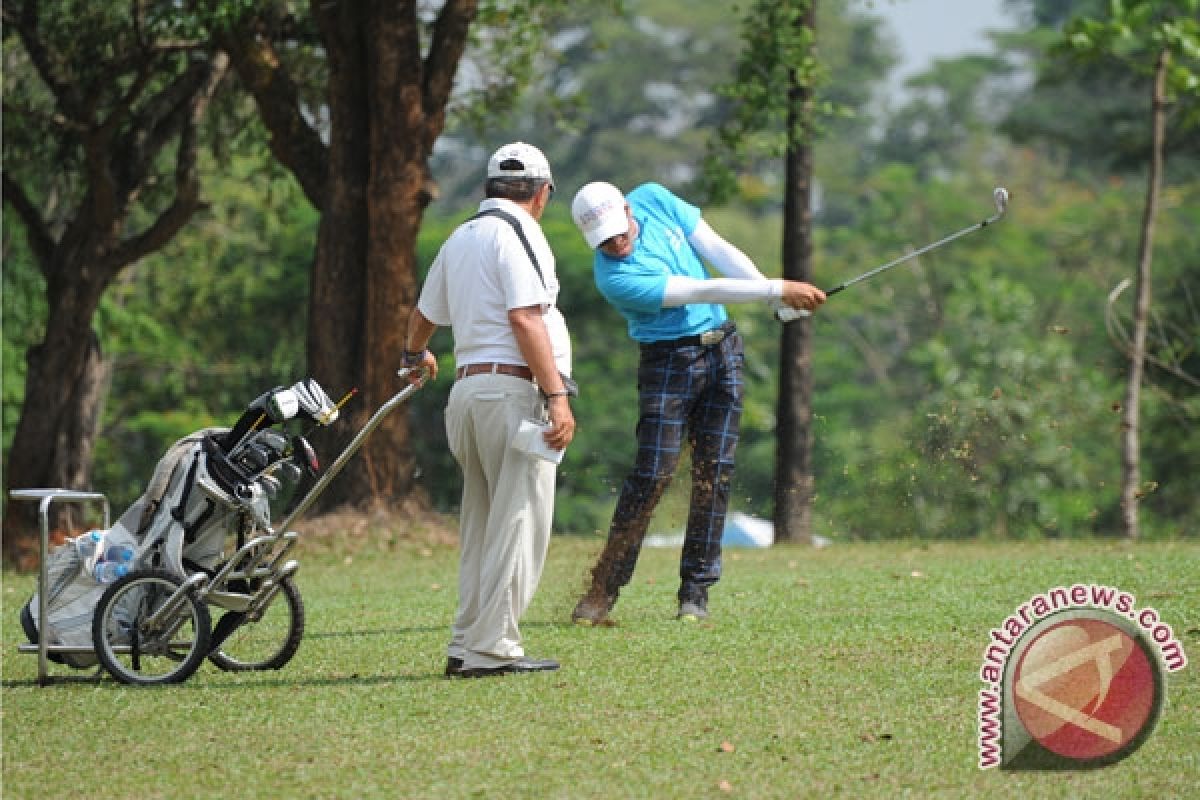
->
<box><xmin>584</xmin><ymin>214</ymin><xmax>630</xmax><ymax>249</ymax></box>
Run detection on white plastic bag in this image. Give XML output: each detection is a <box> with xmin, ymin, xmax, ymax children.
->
<box><xmin>510</xmin><ymin>419</ymin><xmax>565</xmax><ymax>464</ymax></box>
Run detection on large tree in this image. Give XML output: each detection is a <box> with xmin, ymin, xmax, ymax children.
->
<box><xmin>774</xmin><ymin>1</ymin><xmax>821</xmax><ymax>544</ymax></box>
<box><xmin>1</xmin><ymin>1</ymin><xmax>229</xmax><ymax>562</ymax></box>
<box><xmin>216</xmin><ymin>0</ymin><xmax>563</xmax><ymax>513</ymax></box>
<box><xmin>704</xmin><ymin>0</ymin><xmax>827</xmax><ymax>543</ymax></box>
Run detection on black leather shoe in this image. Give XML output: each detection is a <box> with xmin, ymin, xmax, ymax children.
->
<box><xmin>444</xmin><ymin>657</ymin><xmax>464</xmax><ymax>677</ymax></box>
<box><xmin>459</xmin><ymin>657</ymin><xmax>560</xmax><ymax>678</ymax></box>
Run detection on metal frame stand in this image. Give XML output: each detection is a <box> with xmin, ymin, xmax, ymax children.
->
<box><xmin>9</xmin><ymin>489</ymin><xmax>110</xmax><ymax>685</ymax></box>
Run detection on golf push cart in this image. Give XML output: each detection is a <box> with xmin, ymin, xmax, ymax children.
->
<box><xmin>16</xmin><ymin>370</ymin><xmax>424</xmax><ymax>686</ymax></box>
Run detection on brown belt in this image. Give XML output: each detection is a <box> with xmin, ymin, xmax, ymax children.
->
<box><xmin>455</xmin><ymin>362</ymin><xmax>535</xmax><ymax>382</ymax></box>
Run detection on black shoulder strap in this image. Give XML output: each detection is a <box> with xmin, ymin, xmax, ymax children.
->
<box><xmin>471</xmin><ymin>208</ymin><xmax>546</xmax><ymax>289</ymax></box>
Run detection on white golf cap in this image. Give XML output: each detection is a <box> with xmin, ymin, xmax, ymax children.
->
<box><xmin>487</xmin><ymin>142</ymin><xmax>554</xmax><ymax>187</ymax></box>
<box><xmin>572</xmin><ymin>181</ymin><xmax>628</xmax><ymax>249</ymax></box>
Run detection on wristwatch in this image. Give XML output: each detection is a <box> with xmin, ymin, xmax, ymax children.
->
<box><xmin>402</xmin><ymin>348</ymin><xmax>427</xmax><ymax>367</ymax></box>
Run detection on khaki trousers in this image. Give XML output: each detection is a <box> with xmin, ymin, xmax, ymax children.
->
<box><xmin>444</xmin><ymin>374</ymin><xmax>555</xmax><ymax>669</ymax></box>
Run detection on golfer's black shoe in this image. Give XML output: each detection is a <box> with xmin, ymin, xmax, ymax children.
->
<box><xmin>458</xmin><ymin>657</ymin><xmax>560</xmax><ymax>678</ymax></box>
<box><xmin>676</xmin><ymin>586</ymin><xmax>710</xmax><ymax>621</ymax></box>
<box><xmin>676</xmin><ymin>599</ymin><xmax>709</xmax><ymax>621</ymax></box>
<box><xmin>444</xmin><ymin>657</ymin><xmax>464</xmax><ymax>677</ymax></box>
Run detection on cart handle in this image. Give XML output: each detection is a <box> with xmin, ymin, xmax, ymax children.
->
<box><xmin>275</xmin><ymin>369</ymin><xmax>425</xmax><ymax>532</ymax></box>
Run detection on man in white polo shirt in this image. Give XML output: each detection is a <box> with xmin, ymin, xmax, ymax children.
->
<box><xmin>403</xmin><ymin>142</ymin><xmax>574</xmax><ymax>678</ymax></box>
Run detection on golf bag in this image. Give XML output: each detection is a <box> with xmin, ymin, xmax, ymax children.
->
<box><xmin>19</xmin><ymin>379</ymin><xmax>336</xmax><ymax>668</ymax></box>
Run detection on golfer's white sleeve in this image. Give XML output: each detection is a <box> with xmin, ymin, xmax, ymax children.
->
<box><xmin>688</xmin><ymin>219</ymin><xmax>768</xmax><ymax>280</ymax></box>
<box><xmin>662</xmin><ymin>276</ymin><xmax>783</xmax><ymax>307</ymax></box>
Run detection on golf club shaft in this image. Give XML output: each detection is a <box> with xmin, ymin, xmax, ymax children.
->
<box><xmin>827</xmin><ymin>210</ymin><xmax>1002</xmax><ymax>294</ymax></box>
<box><xmin>776</xmin><ymin>188</ymin><xmax>1009</xmax><ymax>322</ymax></box>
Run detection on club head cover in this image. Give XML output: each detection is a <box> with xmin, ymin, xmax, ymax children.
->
<box><xmin>243</xmin><ymin>386</ymin><xmax>288</xmax><ymax>419</ymax></box>
<box><xmin>292</xmin><ymin>378</ymin><xmax>339</xmax><ymax>426</ymax></box>
<box><xmin>267</xmin><ymin>388</ymin><xmax>301</xmax><ymax>422</ymax></box>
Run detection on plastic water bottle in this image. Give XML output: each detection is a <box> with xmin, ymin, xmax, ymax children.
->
<box><xmin>104</xmin><ymin>543</ymin><xmax>135</xmax><ymax>564</ymax></box>
<box><xmin>93</xmin><ymin>560</ymin><xmax>130</xmax><ymax>584</ymax></box>
<box><xmin>75</xmin><ymin>530</ymin><xmax>104</xmax><ymax>560</ymax></box>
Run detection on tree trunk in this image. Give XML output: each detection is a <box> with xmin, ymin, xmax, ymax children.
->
<box><xmin>304</xmin><ymin>2</ymin><xmax>372</xmax><ymax>510</ymax></box>
<box><xmin>1119</xmin><ymin>49</ymin><xmax>1168</xmax><ymax>539</ymax></box>
<box><xmin>2</xmin><ymin>275</ymin><xmax>110</xmax><ymax>565</ymax></box>
<box><xmin>359</xmin><ymin>5</ymin><xmax>432</xmax><ymax>507</ymax></box>
<box><xmin>303</xmin><ymin>2</ymin><xmax>469</xmax><ymax>513</ymax></box>
<box><xmin>774</xmin><ymin>1</ymin><xmax>818</xmax><ymax>545</ymax></box>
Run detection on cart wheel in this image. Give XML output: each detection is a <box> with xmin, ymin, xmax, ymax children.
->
<box><xmin>209</xmin><ymin>577</ymin><xmax>305</xmax><ymax>671</ymax></box>
<box><xmin>92</xmin><ymin>568</ymin><xmax>212</xmax><ymax>686</ymax></box>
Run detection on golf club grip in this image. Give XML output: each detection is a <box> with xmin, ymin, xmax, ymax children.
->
<box><xmin>826</xmin><ymin>285</ymin><xmax>845</xmax><ymax>296</ymax></box>
<box><xmin>774</xmin><ymin>306</ymin><xmax>810</xmax><ymax>322</ymax></box>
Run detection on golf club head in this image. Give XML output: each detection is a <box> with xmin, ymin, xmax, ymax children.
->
<box><xmin>292</xmin><ymin>434</ymin><xmax>320</xmax><ymax>477</ymax></box>
<box><xmin>993</xmin><ymin>187</ymin><xmax>1009</xmax><ymax>217</ymax></box>
<box><xmin>259</xmin><ymin>474</ymin><xmax>282</xmax><ymax>497</ymax></box>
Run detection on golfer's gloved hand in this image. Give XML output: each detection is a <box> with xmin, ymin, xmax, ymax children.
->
<box><xmin>292</xmin><ymin>378</ymin><xmax>339</xmax><ymax>426</ymax></box>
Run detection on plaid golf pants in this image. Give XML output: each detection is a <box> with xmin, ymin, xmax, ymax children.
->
<box><xmin>591</xmin><ymin>326</ymin><xmax>745</xmax><ymax>602</ymax></box>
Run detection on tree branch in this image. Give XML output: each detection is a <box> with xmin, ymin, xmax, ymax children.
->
<box><xmin>217</xmin><ymin>18</ymin><xmax>328</xmax><ymax>208</ymax></box>
<box><xmin>102</xmin><ymin>53</ymin><xmax>230</xmax><ymax>271</ymax></box>
<box><xmin>423</xmin><ymin>0</ymin><xmax>478</xmax><ymax>148</ymax></box>
<box><xmin>81</xmin><ymin>53</ymin><xmax>191</xmax><ymax>230</ymax></box>
<box><xmin>1</xmin><ymin>170</ymin><xmax>55</xmax><ymax>274</ymax></box>
<box><xmin>108</xmin><ymin>56</ymin><xmax>217</xmax><ymax>194</ymax></box>
<box><xmin>1106</xmin><ymin>279</ymin><xmax>1200</xmax><ymax>389</ymax></box>
<box><xmin>3</xmin><ymin>0</ymin><xmax>87</xmax><ymax>123</ymax></box>
<box><xmin>1</xmin><ymin>100</ymin><xmax>86</xmax><ymax>135</ymax></box>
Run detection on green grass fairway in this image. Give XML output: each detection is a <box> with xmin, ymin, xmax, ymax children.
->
<box><xmin>3</xmin><ymin>538</ymin><xmax>1197</xmax><ymax>798</ymax></box>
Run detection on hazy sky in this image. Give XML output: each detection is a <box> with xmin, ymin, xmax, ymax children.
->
<box><xmin>868</xmin><ymin>0</ymin><xmax>1015</xmax><ymax>88</ymax></box>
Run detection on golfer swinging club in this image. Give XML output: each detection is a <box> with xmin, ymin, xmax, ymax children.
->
<box><xmin>569</xmin><ymin>181</ymin><xmax>825</xmax><ymax>624</ymax></box>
